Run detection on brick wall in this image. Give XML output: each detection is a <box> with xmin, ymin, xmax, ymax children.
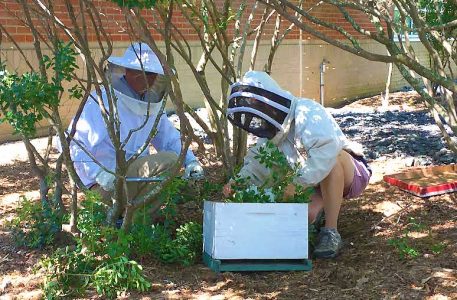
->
<box><xmin>0</xmin><ymin>1</ymin><xmax>425</xmax><ymax>142</ymax></box>
<box><xmin>0</xmin><ymin>39</ymin><xmax>429</xmax><ymax>142</ymax></box>
<box><xmin>0</xmin><ymin>0</ymin><xmax>377</xmax><ymax>43</ymax></box>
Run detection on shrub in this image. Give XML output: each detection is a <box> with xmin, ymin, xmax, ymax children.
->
<box><xmin>37</xmin><ymin>246</ymin><xmax>96</xmax><ymax>299</ymax></box>
<box><xmin>7</xmin><ymin>196</ymin><xmax>62</xmax><ymax>249</ymax></box>
<box><xmin>229</xmin><ymin>141</ymin><xmax>314</xmax><ymax>203</ymax></box>
<box><xmin>150</xmin><ymin>222</ymin><xmax>203</xmax><ymax>266</ymax></box>
<box><xmin>92</xmin><ymin>256</ymin><xmax>151</xmax><ymax>298</ymax></box>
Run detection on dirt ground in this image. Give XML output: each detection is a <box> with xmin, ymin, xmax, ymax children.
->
<box><xmin>0</xmin><ymin>92</ymin><xmax>456</xmax><ymax>300</ymax></box>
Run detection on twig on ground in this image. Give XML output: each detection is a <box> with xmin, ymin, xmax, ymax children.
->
<box><xmin>370</xmin><ymin>202</ymin><xmax>414</xmax><ymax>231</ymax></box>
<box><xmin>0</xmin><ymin>253</ymin><xmax>10</xmax><ymax>264</ymax></box>
<box><xmin>394</xmin><ymin>273</ymin><xmax>407</xmax><ymax>284</ymax></box>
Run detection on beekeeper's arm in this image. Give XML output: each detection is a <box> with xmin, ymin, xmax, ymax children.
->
<box><xmin>293</xmin><ymin>109</ymin><xmax>343</xmax><ymax>186</ymax></box>
<box><xmin>151</xmin><ymin>113</ymin><xmax>203</xmax><ymax>179</ymax></box>
<box><xmin>67</xmin><ymin>97</ymin><xmax>113</xmax><ymax>189</ymax></box>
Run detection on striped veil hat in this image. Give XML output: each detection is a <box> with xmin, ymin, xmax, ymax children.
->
<box><xmin>227</xmin><ymin>71</ymin><xmax>293</xmax><ymax>139</ymax></box>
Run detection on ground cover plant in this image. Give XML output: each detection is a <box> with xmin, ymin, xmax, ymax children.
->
<box><xmin>28</xmin><ymin>181</ymin><xmax>205</xmax><ymax>299</ymax></box>
<box><xmin>6</xmin><ymin>196</ymin><xmax>62</xmax><ymax>249</ymax></box>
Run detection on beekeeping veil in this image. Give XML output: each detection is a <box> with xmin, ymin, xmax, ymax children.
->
<box><xmin>107</xmin><ymin>42</ymin><xmax>168</xmax><ymax>103</ymax></box>
<box><xmin>227</xmin><ymin>71</ymin><xmax>294</xmax><ymax>139</ymax></box>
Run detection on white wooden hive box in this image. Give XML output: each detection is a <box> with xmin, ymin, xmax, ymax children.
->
<box><xmin>203</xmin><ymin>200</ymin><xmax>309</xmax><ymax>260</ymax></box>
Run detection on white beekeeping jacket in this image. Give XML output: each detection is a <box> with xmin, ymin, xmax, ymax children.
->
<box><xmin>237</xmin><ymin>72</ymin><xmax>363</xmax><ymax>187</ymax></box>
<box><xmin>60</xmin><ymin>77</ymin><xmax>196</xmax><ymax>187</ymax></box>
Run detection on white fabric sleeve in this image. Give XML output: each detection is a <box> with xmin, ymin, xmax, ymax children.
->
<box><xmin>293</xmin><ymin>108</ymin><xmax>343</xmax><ymax>186</ymax></box>
<box><xmin>68</xmin><ymin>96</ymin><xmax>109</xmax><ymax>186</ymax></box>
<box><xmin>151</xmin><ymin>113</ymin><xmax>197</xmax><ymax>166</ymax></box>
<box><xmin>294</xmin><ymin>135</ymin><xmax>342</xmax><ymax>186</ymax></box>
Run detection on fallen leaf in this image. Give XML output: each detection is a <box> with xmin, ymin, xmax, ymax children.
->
<box><xmin>356</xmin><ymin>276</ymin><xmax>369</xmax><ymax>289</ymax></box>
<box><xmin>421</xmin><ymin>276</ymin><xmax>432</xmax><ymax>284</ymax></box>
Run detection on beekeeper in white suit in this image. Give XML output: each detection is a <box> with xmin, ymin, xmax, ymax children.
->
<box><xmin>63</xmin><ymin>42</ymin><xmax>203</xmax><ymax>202</ymax></box>
<box><xmin>223</xmin><ymin>71</ymin><xmax>371</xmax><ymax>259</ymax></box>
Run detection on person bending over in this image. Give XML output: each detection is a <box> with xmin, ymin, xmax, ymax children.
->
<box><xmin>223</xmin><ymin>71</ymin><xmax>371</xmax><ymax>258</ymax></box>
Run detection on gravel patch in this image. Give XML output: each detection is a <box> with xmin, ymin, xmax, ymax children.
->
<box><xmin>330</xmin><ymin>107</ymin><xmax>456</xmax><ymax>166</ymax></box>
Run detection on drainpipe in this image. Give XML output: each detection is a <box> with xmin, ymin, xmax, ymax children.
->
<box><xmin>320</xmin><ymin>59</ymin><xmax>329</xmax><ymax>106</ymax></box>
<box><xmin>299</xmin><ymin>29</ymin><xmax>303</xmax><ymax>97</ymax></box>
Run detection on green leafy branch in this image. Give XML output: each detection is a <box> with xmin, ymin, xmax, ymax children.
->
<box><xmin>0</xmin><ymin>41</ymin><xmax>81</xmax><ymax>136</ymax></box>
<box><xmin>229</xmin><ymin>141</ymin><xmax>313</xmax><ymax>203</ymax></box>
<box><xmin>109</xmin><ymin>0</ymin><xmax>158</xmax><ymax>9</ymax></box>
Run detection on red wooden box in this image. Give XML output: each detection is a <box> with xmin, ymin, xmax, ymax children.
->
<box><xmin>383</xmin><ymin>164</ymin><xmax>457</xmax><ymax>198</ymax></box>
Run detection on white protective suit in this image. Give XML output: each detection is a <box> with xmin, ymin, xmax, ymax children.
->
<box><xmin>235</xmin><ymin>71</ymin><xmax>364</xmax><ymax>187</ymax></box>
<box><xmin>63</xmin><ymin>74</ymin><xmax>196</xmax><ymax>188</ymax></box>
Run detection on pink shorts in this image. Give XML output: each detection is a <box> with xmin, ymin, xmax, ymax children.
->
<box><xmin>314</xmin><ymin>156</ymin><xmax>371</xmax><ymax>199</ymax></box>
<box><xmin>343</xmin><ymin>156</ymin><xmax>371</xmax><ymax>199</ymax></box>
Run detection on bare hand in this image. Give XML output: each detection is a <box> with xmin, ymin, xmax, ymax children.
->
<box><xmin>283</xmin><ymin>183</ymin><xmax>296</xmax><ymax>201</ymax></box>
<box><xmin>223</xmin><ymin>181</ymin><xmax>234</xmax><ymax>198</ymax></box>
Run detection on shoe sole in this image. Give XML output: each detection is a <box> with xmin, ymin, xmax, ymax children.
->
<box><xmin>313</xmin><ymin>241</ymin><xmax>343</xmax><ymax>259</ymax></box>
<box><xmin>313</xmin><ymin>250</ymin><xmax>341</xmax><ymax>259</ymax></box>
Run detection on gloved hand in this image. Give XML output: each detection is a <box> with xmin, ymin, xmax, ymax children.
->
<box><xmin>95</xmin><ymin>169</ymin><xmax>116</xmax><ymax>191</ymax></box>
<box><xmin>184</xmin><ymin>160</ymin><xmax>204</xmax><ymax>180</ymax></box>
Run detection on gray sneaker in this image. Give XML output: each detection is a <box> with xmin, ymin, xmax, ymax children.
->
<box><xmin>313</xmin><ymin>227</ymin><xmax>342</xmax><ymax>258</ymax></box>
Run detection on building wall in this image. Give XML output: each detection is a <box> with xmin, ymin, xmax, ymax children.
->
<box><xmin>0</xmin><ymin>0</ymin><xmax>430</xmax><ymax>142</ymax></box>
<box><xmin>0</xmin><ymin>40</ymin><xmax>430</xmax><ymax>142</ymax></box>
<box><xmin>0</xmin><ymin>0</ymin><xmax>378</xmax><ymax>43</ymax></box>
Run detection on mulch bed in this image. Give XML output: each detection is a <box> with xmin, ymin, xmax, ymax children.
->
<box><xmin>0</xmin><ymin>92</ymin><xmax>456</xmax><ymax>299</ymax></box>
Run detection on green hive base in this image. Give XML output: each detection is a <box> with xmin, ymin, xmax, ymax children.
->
<box><xmin>203</xmin><ymin>252</ymin><xmax>312</xmax><ymax>273</ymax></box>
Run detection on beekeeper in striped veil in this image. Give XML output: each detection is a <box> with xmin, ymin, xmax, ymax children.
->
<box><xmin>223</xmin><ymin>71</ymin><xmax>371</xmax><ymax>259</ymax></box>
<box><xmin>60</xmin><ymin>42</ymin><xmax>203</xmax><ymax>203</ymax></box>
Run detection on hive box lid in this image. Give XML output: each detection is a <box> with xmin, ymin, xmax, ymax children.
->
<box><xmin>383</xmin><ymin>164</ymin><xmax>457</xmax><ymax>197</ymax></box>
<box><xmin>203</xmin><ymin>201</ymin><xmax>308</xmax><ymax>260</ymax></box>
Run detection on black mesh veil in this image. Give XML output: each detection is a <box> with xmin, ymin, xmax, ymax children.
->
<box><xmin>227</xmin><ymin>85</ymin><xmax>291</xmax><ymax>139</ymax></box>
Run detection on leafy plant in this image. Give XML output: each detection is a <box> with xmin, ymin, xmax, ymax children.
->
<box><xmin>75</xmin><ymin>192</ymin><xmax>109</xmax><ymax>254</ymax></box>
<box><xmin>38</xmin><ymin>246</ymin><xmax>151</xmax><ymax>299</ymax></box>
<box><xmin>7</xmin><ymin>196</ymin><xmax>62</xmax><ymax>249</ymax></box>
<box><xmin>406</xmin><ymin>217</ymin><xmax>427</xmax><ymax>232</ymax></box>
<box><xmin>173</xmin><ymin>221</ymin><xmax>203</xmax><ymax>265</ymax></box>
<box><xmin>388</xmin><ymin>217</ymin><xmax>424</xmax><ymax>260</ymax></box>
<box><xmin>38</xmin><ymin>214</ymin><xmax>200</xmax><ymax>298</ymax></box>
<box><xmin>77</xmin><ymin>191</ymin><xmax>106</xmax><ymax>235</ymax></box>
<box><xmin>0</xmin><ymin>42</ymin><xmax>79</xmax><ymax>137</ymax></box>
<box><xmin>151</xmin><ymin>222</ymin><xmax>203</xmax><ymax>266</ymax></box>
<box><xmin>228</xmin><ymin>141</ymin><xmax>314</xmax><ymax>203</ymax></box>
<box><xmin>109</xmin><ymin>0</ymin><xmax>157</xmax><ymax>9</ymax></box>
<box><xmin>130</xmin><ymin>223</ymin><xmax>156</xmax><ymax>258</ymax></box>
<box><xmin>131</xmin><ymin>222</ymin><xmax>200</xmax><ymax>264</ymax></box>
<box><xmin>156</xmin><ymin>177</ymin><xmax>187</xmax><ymax>228</ymax></box>
<box><xmin>38</xmin><ymin>228</ymin><xmax>149</xmax><ymax>299</ymax></box>
<box><xmin>200</xmin><ymin>180</ymin><xmax>224</xmax><ymax>201</ymax></box>
<box><xmin>36</xmin><ymin>170</ymin><xmax>203</xmax><ymax>299</ymax></box>
<box><xmin>430</xmin><ymin>242</ymin><xmax>446</xmax><ymax>255</ymax></box>
<box><xmin>388</xmin><ymin>237</ymin><xmax>420</xmax><ymax>260</ymax></box>
<box><xmin>103</xmin><ymin>227</ymin><xmax>134</xmax><ymax>259</ymax></box>
<box><xmin>92</xmin><ymin>256</ymin><xmax>151</xmax><ymax>299</ymax></box>
<box><xmin>389</xmin><ymin>216</ymin><xmax>449</xmax><ymax>259</ymax></box>
<box><xmin>37</xmin><ymin>246</ymin><xmax>96</xmax><ymax>299</ymax></box>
